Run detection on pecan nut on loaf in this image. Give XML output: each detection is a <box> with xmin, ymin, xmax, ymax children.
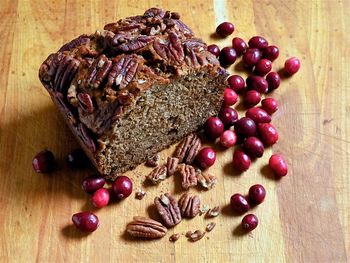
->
<box><xmin>38</xmin><ymin>8</ymin><xmax>228</xmax><ymax>179</ymax></box>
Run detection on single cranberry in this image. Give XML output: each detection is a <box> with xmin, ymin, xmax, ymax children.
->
<box><xmin>72</xmin><ymin>211</ymin><xmax>99</xmax><ymax>232</ymax></box>
<box><xmin>266</xmin><ymin>72</ymin><xmax>281</xmax><ymax>91</ymax></box>
<box><xmin>254</xmin><ymin>59</ymin><xmax>272</xmax><ymax>76</ymax></box>
<box><xmin>67</xmin><ymin>148</ymin><xmax>89</xmax><ymax>168</ymax></box>
<box><xmin>269</xmin><ymin>154</ymin><xmax>288</xmax><ymax>177</ymax></box>
<box><xmin>92</xmin><ymin>188</ymin><xmax>110</xmax><ymax>208</ymax></box>
<box><xmin>261</xmin><ymin>98</ymin><xmax>279</xmax><ymax>115</ymax></box>
<box><xmin>257</xmin><ymin>123</ymin><xmax>279</xmax><ymax>146</ymax></box>
<box><xmin>241</xmin><ymin>214</ymin><xmax>258</xmax><ymax>231</ymax></box>
<box><xmin>207</xmin><ymin>44</ymin><xmax>220</xmax><ymax>57</ymax></box>
<box><xmin>243</xmin><ymin>90</ymin><xmax>261</xmax><ymax>108</ymax></box>
<box><xmin>248</xmin><ymin>184</ymin><xmax>266</xmax><ymax>205</ymax></box>
<box><xmin>230</xmin><ymin>194</ymin><xmax>250</xmax><ymax>213</ymax></box>
<box><xmin>234</xmin><ymin>117</ymin><xmax>257</xmax><ymax>137</ymax></box>
<box><xmin>231</xmin><ymin>37</ymin><xmax>248</xmax><ymax>55</ymax></box>
<box><xmin>246</xmin><ymin>107</ymin><xmax>271</xmax><ymax>123</ymax></box>
<box><xmin>112</xmin><ymin>176</ymin><xmax>133</xmax><ymax>199</ymax></box>
<box><xmin>248</xmin><ymin>36</ymin><xmax>268</xmax><ymax>49</ymax></box>
<box><xmin>216</xmin><ymin>22</ymin><xmax>235</xmax><ymax>37</ymax></box>
<box><xmin>219</xmin><ymin>47</ymin><xmax>237</xmax><ymax>67</ymax></box>
<box><xmin>284</xmin><ymin>57</ymin><xmax>301</xmax><ymax>75</ymax></box>
<box><xmin>246</xmin><ymin>76</ymin><xmax>268</xmax><ymax>93</ymax></box>
<box><xmin>243</xmin><ymin>137</ymin><xmax>264</xmax><ymax>158</ymax></box>
<box><xmin>227</xmin><ymin>75</ymin><xmax>245</xmax><ymax>92</ymax></box>
<box><xmin>32</xmin><ymin>150</ymin><xmax>55</xmax><ymax>173</ymax></box>
<box><xmin>219</xmin><ymin>107</ymin><xmax>238</xmax><ymax>127</ymax></box>
<box><xmin>232</xmin><ymin>149</ymin><xmax>251</xmax><ymax>172</ymax></box>
<box><xmin>82</xmin><ymin>176</ymin><xmax>105</xmax><ymax>193</ymax></box>
<box><xmin>223</xmin><ymin>88</ymin><xmax>238</xmax><ymax>107</ymax></box>
<box><xmin>205</xmin><ymin>117</ymin><xmax>225</xmax><ymax>139</ymax></box>
<box><xmin>220</xmin><ymin>130</ymin><xmax>237</xmax><ymax>148</ymax></box>
<box><xmin>196</xmin><ymin>147</ymin><xmax>216</xmax><ymax>169</ymax></box>
<box><xmin>263</xmin><ymin>45</ymin><xmax>279</xmax><ymax>61</ymax></box>
<box><xmin>243</xmin><ymin>48</ymin><xmax>262</xmax><ymax>68</ymax></box>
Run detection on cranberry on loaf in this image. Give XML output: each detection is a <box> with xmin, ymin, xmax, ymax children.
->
<box><xmin>38</xmin><ymin>8</ymin><xmax>228</xmax><ymax>179</ymax></box>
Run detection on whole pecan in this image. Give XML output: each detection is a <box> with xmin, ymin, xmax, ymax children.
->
<box><xmin>146</xmin><ymin>165</ymin><xmax>167</xmax><ymax>184</ymax></box>
<box><xmin>196</xmin><ymin>170</ymin><xmax>217</xmax><ymax>190</ymax></box>
<box><xmin>146</xmin><ymin>153</ymin><xmax>160</xmax><ymax>167</ymax></box>
<box><xmin>77</xmin><ymin>93</ymin><xmax>94</xmax><ymax>113</ymax></box>
<box><xmin>178</xmin><ymin>193</ymin><xmax>200</xmax><ymax>218</ymax></box>
<box><xmin>173</xmin><ymin>133</ymin><xmax>201</xmax><ymax>164</ymax></box>
<box><xmin>177</xmin><ymin>163</ymin><xmax>198</xmax><ymax>190</ymax></box>
<box><xmin>166</xmin><ymin>157</ymin><xmax>179</xmax><ymax>177</ymax></box>
<box><xmin>126</xmin><ymin>216</ymin><xmax>167</xmax><ymax>239</ymax></box>
<box><xmin>154</xmin><ymin>193</ymin><xmax>181</xmax><ymax>228</ymax></box>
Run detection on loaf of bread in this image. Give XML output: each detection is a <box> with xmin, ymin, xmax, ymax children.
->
<box><xmin>38</xmin><ymin>8</ymin><xmax>228</xmax><ymax>179</ymax></box>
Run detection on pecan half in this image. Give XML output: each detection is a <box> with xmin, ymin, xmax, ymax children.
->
<box><xmin>77</xmin><ymin>93</ymin><xmax>94</xmax><ymax>113</ymax></box>
<box><xmin>178</xmin><ymin>193</ymin><xmax>200</xmax><ymax>218</ymax></box>
<box><xmin>206</xmin><ymin>222</ymin><xmax>216</xmax><ymax>232</ymax></box>
<box><xmin>145</xmin><ymin>153</ymin><xmax>160</xmax><ymax>167</ymax></box>
<box><xmin>126</xmin><ymin>216</ymin><xmax>167</xmax><ymax>239</ymax></box>
<box><xmin>107</xmin><ymin>55</ymin><xmax>139</xmax><ymax>89</ymax></box>
<box><xmin>166</xmin><ymin>157</ymin><xmax>179</xmax><ymax>177</ymax></box>
<box><xmin>54</xmin><ymin>92</ymin><xmax>76</xmax><ymax>126</ymax></box>
<box><xmin>196</xmin><ymin>170</ymin><xmax>217</xmax><ymax>190</ymax></box>
<box><xmin>58</xmin><ymin>34</ymin><xmax>90</xmax><ymax>52</ymax></box>
<box><xmin>206</xmin><ymin>206</ymin><xmax>220</xmax><ymax>218</ymax></box>
<box><xmin>146</xmin><ymin>165</ymin><xmax>167</xmax><ymax>184</ymax></box>
<box><xmin>173</xmin><ymin>133</ymin><xmax>201</xmax><ymax>164</ymax></box>
<box><xmin>154</xmin><ymin>193</ymin><xmax>182</xmax><ymax>228</ymax></box>
<box><xmin>187</xmin><ymin>230</ymin><xmax>205</xmax><ymax>242</ymax></box>
<box><xmin>177</xmin><ymin>164</ymin><xmax>198</xmax><ymax>190</ymax></box>
<box><xmin>53</xmin><ymin>55</ymin><xmax>80</xmax><ymax>92</ymax></box>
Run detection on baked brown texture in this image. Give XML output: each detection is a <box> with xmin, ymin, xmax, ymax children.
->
<box><xmin>38</xmin><ymin>8</ymin><xmax>228</xmax><ymax>179</ymax></box>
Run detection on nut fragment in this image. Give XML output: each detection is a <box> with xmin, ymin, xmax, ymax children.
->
<box><xmin>154</xmin><ymin>193</ymin><xmax>182</xmax><ymax>228</ymax></box>
<box><xmin>166</xmin><ymin>157</ymin><xmax>179</xmax><ymax>176</ymax></box>
<box><xmin>187</xmin><ymin>230</ymin><xmax>205</xmax><ymax>242</ymax></box>
<box><xmin>173</xmin><ymin>133</ymin><xmax>201</xmax><ymax>164</ymax></box>
<box><xmin>185</xmin><ymin>231</ymin><xmax>193</xmax><ymax>238</ymax></box>
<box><xmin>199</xmin><ymin>204</ymin><xmax>210</xmax><ymax>216</ymax></box>
<box><xmin>177</xmin><ymin>164</ymin><xmax>198</xmax><ymax>190</ymax></box>
<box><xmin>146</xmin><ymin>165</ymin><xmax>167</xmax><ymax>184</ymax></box>
<box><xmin>126</xmin><ymin>216</ymin><xmax>167</xmax><ymax>239</ymax></box>
<box><xmin>135</xmin><ymin>190</ymin><xmax>146</xmax><ymax>200</ymax></box>
<box><xmin>169</xmin><ymin>233</ymin><xmax>180</xmax><ymax>242</ymax></box>
<box><xmin>178</xmin><ymin>193</ymin><xmax>200</xmax><ymax>218</ymax></box>
<box><xmin>146</xmin><ymin>154</ymin><xmax>160</xmax><ymax>167</ymax></box>
<box><xmin>206</xmin><ymin>206</ymin><xmax>220</xmax><ymax>218</ymax></box>
<box><xmin>206</xmin><ymin>222</ymin><xmax>216</xmax><ymax>232</ymax></box>
<box><xmin>196</xmin><ymin>170</ymin><xmax>217</xmax><ymax>190</ymax></box>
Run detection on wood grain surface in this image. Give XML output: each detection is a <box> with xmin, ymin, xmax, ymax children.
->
<box><xmin>0</xmin><ymin>0</ymin><xmax>349</xmax><ymax>262</ymax></box>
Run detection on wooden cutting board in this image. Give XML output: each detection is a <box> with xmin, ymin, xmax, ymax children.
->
<box><xmin>0</xmin><ymin>0</ymin><xmax>349</xmax><ymax>262</ymax></box>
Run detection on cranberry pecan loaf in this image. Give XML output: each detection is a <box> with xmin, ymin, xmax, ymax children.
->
<box><xmin>38</xmin><ymin>8</ymin><xmax>228</xmax><ymax>179</ymax></box>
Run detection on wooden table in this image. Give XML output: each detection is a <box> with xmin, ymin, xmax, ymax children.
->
<box><xmin>0</xmin><ymin>0</ymin><xmax>349</xmax><ymax>262</ymax></box>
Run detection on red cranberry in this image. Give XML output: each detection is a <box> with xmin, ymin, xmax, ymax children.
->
<box><xmin>261</xmin><ymin>98</ymin><xmax>278</xmax><ymax>115</ymax></box>
<box><xmin>243</xmin><ymin>90</ymin><xmax>261</xmax><ymax>107</ymax></box>
<box><xmin>72</xmin><ymin>211</ymin><xmax>99</xmax><ymax>232</ymax></box>
<box><xmin>243</xmin><ymin>137</ymin><xmax>264</xmax><ymax>158</ymax></box>
<box><xmin>67</xmin><ymin>148</ymin><xmax>89</xmax><ymax>168</ymax></box>
<box><xmin>219</xmin><ymin>47</ymin><xmax>237</xmax><ymax>67</ymax></box>
<box><xmin>32</xmin><ymin>150</ymin><xmax>55</xmax><ymax>173</ymax></box>
<box><xmin>196</xmin><ymin>147</ymin><xmax>216</xmax><ymax>169</ymax></box>
<box><xmin>219</xmin><ymin>107</ymin><xmax>238</xmax><ymax>127</ymax></box>
<box><xmin>266</xmin><ymin>72</ymin><xmax>281</xmax><ymax>90</ymax></box>
<box><xmin>230</xmin><ymin>194</ymin><xmax>250</xmax><ymax>213</ymax></box>
<box><xmin>258</xmin><ymin>123</ymin><xmax>279</xmax><ymax>146</ymax></box>
<box><xmin>231</xmin><ymin>37</ymin><xmax>248</xmax><ymax>55</ymax></box>
<box><xmin>254</xmin><ymin>59</ymin><xmax>272</xmax><ymax>76</ymax></box>
<box><xmin>246</xmin><ymin>76</ymin><xmax>268</xmax><ymax>93</ymax></box>
<box><xmin>92</xmin><ymin>188</ymin><xmax>110</xmax><ymax>208</ymax></box>
<box><xmin>207</xmin><ymin>44</ymin><xmax>220</xmax><ymax>57</ymax></box>
<box><xmin>246</xmin><ymin>107</ymin><xmax>271</xmax><ymax>123</ymax></box>
<box><xmin>82</xmin><ymin>176</ymin><xmax>106</xmax><ymax>193</ymax></box>
<box><xmin>112</xmin><ymin>176</ymin><xmax>133</xmax><ymax>199</ymax></box>
<box><xmin>263</xmin><ymin>45</ymin><xmax>279</xmax><ymax>61</ymax></box>
<box><xmin>205</xmin><ymin>117</ymin><xmax>224</xmax><ymax>139</ymax></box>
<box><xmin>248</xmin><ymin>36</ymin><xmax>268</xmax><ymax>50</ymax></box>
<box><xmin>243</xmin><ymin>48</ymin><xmax>262</xmax><ymax>68</ymax></box>
<box><xmin>248</xmin><ymin>184</ymin><xmax>266</xmax><ymax>205</ymax></box>
<box><xmin>220</xmin><ymin>130</ymin><xmax>237</xmax><ymax>148</ymax></box>
<box><xmin>234</xmin><ymin>117</ymin><xmax>257</xmax><ymax>137</ymax></box>
<box><xmin>241</xmin><ymin>214</ymin><xmax>258</xmax><ymax>231</ymax></box>
<box><xmin>269</xmin><ymin>154</ymin><xmax>288</xmax><ymax>177</ymax></box>
<box><xmin>284</xmin><ymin>57</ymin><xmax>301</xmax><ymax>75</ymax></box>
<box><xmin>223</xmin><ymin>88</ymin><xmax>238</xmax><ymax>107</ymax></box>
<box><xmin>232</xmin><ymin>150</ymin><xmax>251</xmax><ymax>172</ymax></box>
<box><xmin>227</xmin><ymin>75</ymin><xmax>245</xmax><ymax>92</ymax></box>
<box><xmin>216</xmin><ymin>22</ymin><xmax>234</xmax><ymax>37</ymax></box>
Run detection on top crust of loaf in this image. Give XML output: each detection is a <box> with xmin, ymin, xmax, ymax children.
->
<box><xmin>38</xmin><ymin>8</ymin><xmax>227</xmax><ymax>164</ymax></box>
